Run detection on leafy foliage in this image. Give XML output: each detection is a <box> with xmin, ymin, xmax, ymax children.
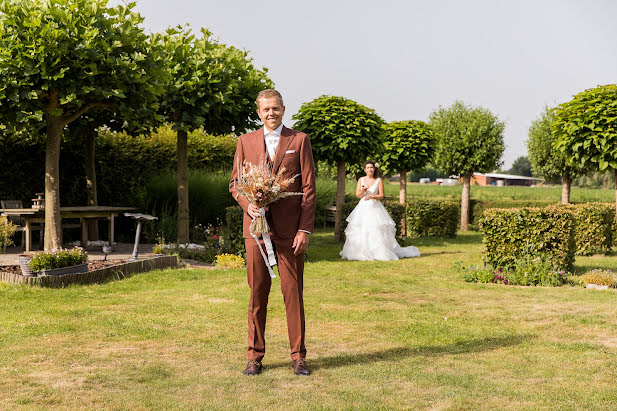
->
<box><xmin>379</xmin><ymin>120</ymin><xmax>435</xmax><ymax>175</ymax></box>
<box><xmin>580</xmin><ymin>269</ymin><xmax>617</xmax><ymax>287</ymax></box>
<box><xmin>429</xmin><ymin>100</ymin><xmax>505</xmax><ymax>177</ymax></box>
<box><xmin>480</xmin><ymin>208</ymin><xmax>576</xmax><ymax>271</ymax></box>
<box><xmin>547</xmin><ymin>203</ymin><xmax>614</xmax><ymax>256</ymax></box>
<box><xmin>406</xmin><ymin>200</ymin><xmax>459</xmax><ymax>238</ymax></box>
<box><xmin>28</xmin><ymin>247</ymin><xmax>88</xmax><ymax>272</ymax></box>
<box><xmin>0</xmin><ymin>0</ymin><xmax>163</xmax><ymax>131</ymax></box>
<box><xmin>0</xmin><ymin>216</ymin><xmax>18</xmax><ymax>251</ymax></box>
<box><xmin>553</xmin><ymin>85</ymin><xmax>617</xmax><ymax>171</ymax></box>
<box><xmin>292</xmin><ymin>95</ymin><xmax>385</xmax><ymax>166</ymax></box>
<box><xmin>508</xmin><ymin>156</ymin><xmax>532</xmax><ymax>177</ymax></box>
<box><xmin>156</xmin><ymin>26</ymin><xmax>272</xmax><ymax>134</ymax></box>
<box><xmin>527</xmin><ymin>106</ymin><xmax>581</xmax><ymax>181</ymax></box>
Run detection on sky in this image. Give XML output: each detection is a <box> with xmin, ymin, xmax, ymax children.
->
<box><xmin>109</xmin><ymin>0</ymin><xmax>617</xmax><ymax>168</ymax></box>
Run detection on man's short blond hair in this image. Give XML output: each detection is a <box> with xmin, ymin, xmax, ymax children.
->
<box><xmin>256</xmin><ymin>89</ymin><xmax>284</xmax><ymax>108</ymax></box>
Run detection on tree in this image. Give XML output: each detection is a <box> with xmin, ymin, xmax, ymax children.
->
<box><xmin>0</xmin><ymin>0</ymin><xmax>164</xmax><ymax>249</ymax></box>
<box><xmin>379</xmin><ymin>120</ymin><xmax>435</xmax><ymax>236</ymax></box>
<box><xmin>553</xmin><ymin>84</ymin><xmax>617</xmax><ymax>218</ymax></box>
<box><xmin>527</xmin><ymin>106</ymin><xmax>582</xmax><ymax>203</ymax></box>
<box><xmin>508</xmin><ymin>156</ymin><xmax>532</xmax><ymax>177</ymax></box>
<box><xmin>429</xmin><ymin>101</ymin><xmax>505</xmax><ymax>231</ymax></box>
<box><xmin>293</xmin><ymin>96</ymin><xmax>384</xmax><ymax>241</ymax></box>
<box><xmin>156</xmin><ymin>26</ymin><xmax>272</xmax><ymax>243</ymax></box>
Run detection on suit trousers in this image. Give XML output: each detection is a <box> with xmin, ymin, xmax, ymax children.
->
<box><xmin>245</xmin><ymin>236</ymin><xmax>306</xmax><ymax>361</ymax></box>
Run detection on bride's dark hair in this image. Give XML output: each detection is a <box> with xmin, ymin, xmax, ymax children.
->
<box><xmin>363</xmin><ymin>160</ymin><xmax>379</xmax><ymax>178</ymax></box>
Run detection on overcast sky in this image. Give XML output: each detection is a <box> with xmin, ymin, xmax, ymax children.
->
<box><xmin>109</xmin><ymin>0</ymin><xmax>617</xmax><ymax>168</ymax></box>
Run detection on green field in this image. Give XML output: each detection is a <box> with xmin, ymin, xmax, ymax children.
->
<box><xmin>339</xmin><ymin>180</ymin><xmax>617</xmax><ymax>203</ymax></box>
<box><xmin>2</xmin><ymin>229</ymin><xmax>617</xmax><ymax>409</ymax></box>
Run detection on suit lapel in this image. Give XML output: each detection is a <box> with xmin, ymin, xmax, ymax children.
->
<box><xmin>252</xmin><ymin>127</ymin><xmax>266</xmax><ymax>165</ymax></box>
<box><xmin>272</xmin><ymin>126</ymin><xmax>292</xmax><ymax>173</ymax></box>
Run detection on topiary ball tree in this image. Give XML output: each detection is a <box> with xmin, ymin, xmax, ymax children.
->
<box><xmin>527</xmin><ymin>106</ymin><xmax>583</xmax><ymax>204</ymax></box>
<box><xmin>553</xmin><ymin>84</ymin><xmax>617</xmax><ymax>219</ymax></box>
<box><xmin>429</xmin><ymin>100</ymin><xmax>505</xmax><ymax>231</ymax></box>
<box><xmin>379</xmin><ymin>120</ymin><xmax>435</xmax><ymax>236</ymax></box>
<box><xmin>293</xmin><ymin>95</ymin><xmax>384</xmax><ymax>242</ymax></box>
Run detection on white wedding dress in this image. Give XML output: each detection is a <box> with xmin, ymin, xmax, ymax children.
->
<box><xmin>340</xmin><ymin>177</ymin><xmax>421</xmax><ymax>261</ymax></box>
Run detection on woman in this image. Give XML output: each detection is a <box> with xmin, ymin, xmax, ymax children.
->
<box><xmin>340</xmin><ymin>160</ymin><xmax>420</xmax><ymax>261</ymax></box>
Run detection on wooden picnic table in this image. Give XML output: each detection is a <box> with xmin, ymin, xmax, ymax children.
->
<box><xmin>0</xmin><ymin>206</ymin><xmax>137</xmax><ymax>252</ymax></box>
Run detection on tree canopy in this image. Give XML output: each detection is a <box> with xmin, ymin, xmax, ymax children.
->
<box><xmin>429</xmin><ymin>100</ymin><xmax>505</xmax><ymax>230</ymax></box>
<box><xmin>553</xmin><ymin>85</ymin><xmax>617</xmax><ymax>172</ymax></box>
<box><xmin>508</xmin><ymin>156</ymin><xmax>532</xmax><ymax>177</ymax></box>
<box><xmin>430</xmin><ymin>100</ymin><xmax>505</xmax><ymax>177</ymax></box>
<box><xmin>379</xmin><ymin>120</ymin><xmax>435</xmax><ymax>176</ymax></box>
<box><xmin>293</xmin><ymin>95</ymin><xmax>384</xmax><ymax>241</ymax></box>
<box><xmin>0</xmin><ymin>0</ymin><xmax>165</xmax><ymax>249</ymax></box>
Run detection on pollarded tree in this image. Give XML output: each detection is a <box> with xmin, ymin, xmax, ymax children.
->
<box><xmin>156</xmin><ymin>26</ymin><xmax>272</xmax><ymax>243</ymax></box>
<box><xmin>379</xmin><ymin>120</ymin><xmax>435</xmax><ymax>236</ymax></box>
<box><xmin>293</xmin><ymin>96</ymin><xmax>384</xmax><ymax>242</ymax></box>
<box><xmin>429</xmin><ymin>101</ymin><xmax>505</xmax><ymax>231</ymax></box>
<box><xmin>553</xmin><ymin>84</ymin><xmax>617</xmax><ymax>218</ymax></box>
<box><xmin>0</xmin><ymin>0</ymin><xmax>164</xmax><ymax>249</ymax></box>
<box><xmin>527</xmin><ymin>106</ymin><xmax>583</xmax><ymax>204</ymax></box>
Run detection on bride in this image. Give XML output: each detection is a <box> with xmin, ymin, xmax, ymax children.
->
<box><xmin>340</xmin><ymin>160</ymin><xmax>420</xmax><ymax>261</ymax></box>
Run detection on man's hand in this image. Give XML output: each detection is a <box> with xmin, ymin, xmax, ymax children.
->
<box><xmin>292</xmin><ymin>231</ymin><xmax>309</xmax><ymax>256</ymax></box>
<box><xmin>247</xmin><ymin>203</ymin><xmax>261</xmax><ymax>219</ymax></box>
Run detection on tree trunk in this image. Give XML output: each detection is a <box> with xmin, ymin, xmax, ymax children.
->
<box><xmin>84</xmin><ymin>126</ymin><xmax>99</xmax><ymax>241</ymax></box>
<box><xmin>460</xmin><ymin>174</ymin><xmax>471</xmax><ymax>231</ymax></box>
<box><xmin>561</xmin><ymin>173</ymin><xmax>571</xmax><ymax>205</ymax></box>
<box><xmin>44</xmin><ymin>117</ymin><xmax>64</xmax><ymax>250</ymax></box>
<box><xmin>177</xmin><ymin>128</ymin><xmax>189</xmax><ymax>244</ymax></box>
<box><xmin>334</xmin><ymin>161</ymin><xmax>346</xmax><ymax>242</ymax></box>
<box><xmin>399</xmin><ymin>170</ymin><xmax>407</xmax><ymax>237</ymax></box>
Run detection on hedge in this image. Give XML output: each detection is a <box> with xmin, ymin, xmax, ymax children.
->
<box><xmin>480</xmin><ymin>208</ymin><xmax>576</xmax><ymax>271</ymax></box>
<box><xmin>406</xmin><ymin>200</ymin><xmax>459</xmax><ymax>238</ymax></box>
<box><xmin>546</xmin><ymin>203</ymin><xmax>614</xmax><ymax>256</ymax></box>
<box><xmin>0</xmin><ymin>125</ymin><xmax>237</xmax><ymax>209</ymax></box>
<box><xmin>469</xmin><ymin>199</ymin><xmax>557</xmax><ymax>227</ymax></box>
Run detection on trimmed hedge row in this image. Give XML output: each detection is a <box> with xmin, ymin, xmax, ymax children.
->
<box><xmin>0</xmin><ymin>125</ymin><xmax>237</xmax><ymax>208</ymax></box>
<box><xmin>480</xmin><ymin>207</ymin><xmax>576</xmax><ymax>271</ymax></box>
<box><xmin>469</xmin><ymin>199</ymin><xmax>556</xmax><ymax>227</ymax></box>
<box><xmin>547</xmin><ymin>203</ymin><xmax>615</xmax><ymax>256</ymax></box>
<box><xmin>406</xmin><ymin>200</ymin><xmax>459</xmax><ymax>238</ymax></box>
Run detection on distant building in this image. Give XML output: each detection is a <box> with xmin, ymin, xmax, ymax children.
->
<box><xmin>468</xmin><ymin>173</ymin><xmax>543</xmax><ymax>187</ymax></box>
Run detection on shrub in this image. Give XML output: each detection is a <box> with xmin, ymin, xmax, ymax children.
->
<box><xmin>28</xmin><ymin>247</ymin><xmax>88</xmax><ymax>272</ymax></box>
<box><xmin>480</xmin><ymin>207</ymin><xmax>576</xmax><ymax>271</ymax></box>
<box><xmin>547</xmin><ymin>203</ymin><xmax>614</xmax><ymax>255</ymax></box>
<box><xmin>215</xmin><ymin>253</ymin><xmax>245</xmax><ymax>269</ymax></box>
<box><xmin>0</xmin><ymin>216</ymin><xmax>18</xmax><ymax>252</ymax></box>
<box><xmin>406</xmin><ymin>200</ymin><xmax>459</xmax><ymax>238</ymax></box>
<box><xmin>469</xmin><ymin>199</ymin><xmax>556</xmax><ymax>228</ymax></box>
<box><xmin>225</xmin><ymin>206</ymin><xmax>246</xmax><ymax>256</ymax></box>
<box><xmin>314</xmin><ymin>176</ymin><xmax>337</xmax><ymax>228</ymax></box>
<box><xmin>580</xmin><ymin>269</ymin><xmax>617</xmax><ymax>287</ymax></box>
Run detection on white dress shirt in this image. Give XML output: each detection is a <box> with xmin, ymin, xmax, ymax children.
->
<box><xmin>264</xmin><ymin>123</ymin><xmax>284</xmax><ymax>160</ymax></box>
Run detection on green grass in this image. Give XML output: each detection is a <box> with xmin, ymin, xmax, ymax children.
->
<box><xmin>336</xmin><ymin>179</ymin><xmax>617</xmax><ymax>203</ymax></box>
<box><xmin>2</xmin><ymin>229</ymin><xmax>617</xmax><ymax>409</ymax></box>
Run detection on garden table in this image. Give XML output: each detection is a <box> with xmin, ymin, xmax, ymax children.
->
<box><xmin>0</xmin><ymin>206</ymin><xmax>137</xmax><ymax>252</ymax></box>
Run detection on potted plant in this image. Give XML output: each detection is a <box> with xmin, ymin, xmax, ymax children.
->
<box><xmin>28</xmin><ymin>247</ymin><xmax>89</xmax><ymax>276</ymax></box>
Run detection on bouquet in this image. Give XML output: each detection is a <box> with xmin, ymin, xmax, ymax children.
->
<box><xmin>233</xmin><ymin>156</ymin><xmax>304</xmax><ymax>278</ymax></box>
<box><xmin>234</xmin><ymin>156</ymin><xmax>304</xmax><ymax>236</ymax></box>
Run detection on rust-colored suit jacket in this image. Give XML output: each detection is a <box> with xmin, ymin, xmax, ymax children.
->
<box><xmin>229</xmin><ymin>126</ymin><xmax>316</xmax><ymax>239</ymax></box>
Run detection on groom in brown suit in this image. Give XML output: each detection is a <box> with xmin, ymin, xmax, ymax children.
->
<box><xmin>229</xmin><ymin>89</ymin><xmax>316</xmax><ymax>376</ymax></box>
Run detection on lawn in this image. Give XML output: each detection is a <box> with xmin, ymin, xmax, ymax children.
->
<box><xmin>1</xmin><ymin>229</ymin><xmax>617</xmax><ymax>409</ymax></box>
<box><xmin>343</xmin><ymin>180</ymin><xmax>617</xmax><ymax>203</ymax></box>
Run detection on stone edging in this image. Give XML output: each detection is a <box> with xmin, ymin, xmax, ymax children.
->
<box><xmin>0</xmin><ymin>255</ymin><xmax>179</xmax><ymax>287</ymax></box>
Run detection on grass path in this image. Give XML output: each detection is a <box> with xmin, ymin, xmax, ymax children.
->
<box><xmin>1</xmin><ymin>230</ymin><xmax>617</xmax><ymax>409</ymax></box>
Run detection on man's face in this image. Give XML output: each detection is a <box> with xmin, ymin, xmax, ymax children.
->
<box><xmin>257</xmin><ymin>97</ymin><xmax>285</xmax><ymax>131</ymax></box>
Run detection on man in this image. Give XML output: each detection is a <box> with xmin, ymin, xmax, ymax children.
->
<box><xmin>229</xmin><ymin>89</ymin><xmax>316</xmax><ymax>376</ymax></box>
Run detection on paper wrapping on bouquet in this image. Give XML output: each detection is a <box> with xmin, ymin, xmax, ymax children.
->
<box><xmin>250</xmin><ymin>207</ymin><xmax>277</xmax><ymax>279</ymax></box>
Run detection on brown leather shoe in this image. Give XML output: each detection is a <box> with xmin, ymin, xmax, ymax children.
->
<box><xmin>244</xmin><ymin>360</ymin><xmax>262</xmax><ymax>375</ymax></box>
<box><xmin>292</xmin><ymin>358</ymin><xmax>311</xmax><ymax>376</ymax></box>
